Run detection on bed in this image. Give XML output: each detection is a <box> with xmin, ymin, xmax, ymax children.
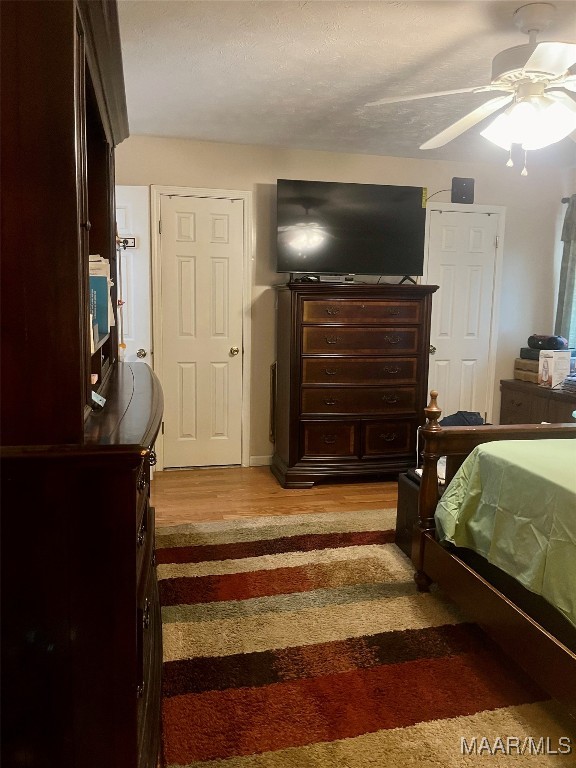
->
<box><xmin>413</xmin><ymin>390</ymin><xmax>576</xmax><ymax>715</ymax></box>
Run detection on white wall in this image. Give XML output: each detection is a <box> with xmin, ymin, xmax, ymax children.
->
<box><xmin>116</xmin><ymin>135</ymin><xmax>573</xmax><ymax>461</ymax></box>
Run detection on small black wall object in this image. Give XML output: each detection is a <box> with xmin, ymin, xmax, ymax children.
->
<box><xmin>451</xmin><ymin>177</ymin><xmax>475</xmax><ymax>204</ymax></box>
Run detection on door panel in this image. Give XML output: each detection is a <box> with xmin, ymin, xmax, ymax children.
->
<box><xmin>115</xmin><ymin>186</ymin><xmax>151</xmax><ymax>364</ymax></box>
<box><xmin>161</xmin><ymin>194</ymin><xmax>244</xmax><ymax>467</ymax></box>
<box><xmin>426</xmin><ymin>209</ymin><xmax>501</xmax><ymax>420</ymax></box>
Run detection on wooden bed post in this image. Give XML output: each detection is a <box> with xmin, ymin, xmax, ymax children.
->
<box><xmin>412</xmin><ymin>390</ymin><xmax>442</xmax><ymax>591</ymax></box>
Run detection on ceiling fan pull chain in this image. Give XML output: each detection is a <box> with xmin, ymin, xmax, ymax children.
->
<box><xmin>506</xmin><ymin>149</ymin><xmax>514</xmax><ymax>168</ymax></box>
<box><xmin>521</xmin><ymin>150</ymin><xmax>528</xmax><ymax>177</ymax></box>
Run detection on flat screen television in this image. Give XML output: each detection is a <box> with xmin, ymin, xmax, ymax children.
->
<box><xmin>276</xmin><ymin>179</ymin><xmax>426</xmax><ymax>277</ymax></box>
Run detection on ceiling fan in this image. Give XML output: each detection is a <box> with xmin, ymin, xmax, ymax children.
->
<box><xmin>366</xmin><ymin>3</ymin><xmax>576</xmax><ymax>155</ymax></box>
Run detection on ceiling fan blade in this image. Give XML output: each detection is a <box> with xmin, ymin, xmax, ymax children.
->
<box><xmin>524</xmin><ymin>42</ymin><xmax>576</xmax><ymax>75</ymax></box>
<box><xmin>365</xmin><ymin>87</ymin><xmax>485</xmax><ymax>107</ymax></box>
<box><xmin>420</xmin><ymin>94</ymin><xmax>513</xmax><ymax>149</ymax></box>
<box><xmin>556</xmin><ymin>76</ymin><xmax>576</xmax><ymax>92</ymax></box>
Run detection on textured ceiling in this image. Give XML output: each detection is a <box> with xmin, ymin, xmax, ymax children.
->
<box><xmin>117</xmin><ymin>1</ymin><xmax>576</xmax><ymax>168</ymax></box>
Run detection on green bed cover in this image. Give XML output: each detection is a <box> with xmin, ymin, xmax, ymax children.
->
<box><xmin>435</xmin><ymin>439</ymin><xmax>576</xmax><ymax>629</ymax></box>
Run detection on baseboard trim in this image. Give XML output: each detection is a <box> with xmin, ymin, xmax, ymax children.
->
<box><xmin>250</xmin><ymin>455</ymin><xmax>273</xmax><ymax>467</ymax></box>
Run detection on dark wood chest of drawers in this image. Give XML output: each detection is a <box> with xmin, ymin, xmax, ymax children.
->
<box><xmin>271</xmin><ymin>283</ymin><xmax>437</xmax><ymax>488</ymax></box>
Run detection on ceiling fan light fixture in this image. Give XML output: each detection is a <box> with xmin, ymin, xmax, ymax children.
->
<box><xmin>480</xmin><ymin>113</ymin><xmax>515</xmax><ymax>150</ymax></box>
<box><xmin>520</xmin><ymin>101</ymin><xmax>576</xmax><ymax>148</ymax></box>
<box><xmin>480</xmin><ymin>95</ymin><xmax>576</xmax><ymax>152</ymax></box>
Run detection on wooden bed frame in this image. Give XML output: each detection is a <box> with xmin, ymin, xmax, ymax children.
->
<box><xmin>413</xmin><ymin>390</ymin><xmax>576</xmax><ymax>716</ymax></box>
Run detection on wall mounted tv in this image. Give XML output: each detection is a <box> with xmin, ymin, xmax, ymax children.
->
<box><xmin>276</xmin><ymin>179</ymin><xmax>426</xmax><ymax>277</ymax></box>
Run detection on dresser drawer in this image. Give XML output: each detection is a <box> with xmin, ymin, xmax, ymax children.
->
<box><xmin>137</xmin><ymin>549</ymin><xmax>162</xmax><ymax>764</ymax></box>
<box><xmin>302</xmin><ymin>357</ymin><xmax>418</xmax><ymax>384</ymax></box>
<box><xmin>362</xmin><ymin>420</ymin><xmax>415</xmax><ymax>456</ymax></box>
<box><xmin>499</xmin><ymin>388</ymin><xmax>546</xmax><ymax>424</ymax></box>
<box><xmin>302</xmin><ymin>327</ymin><xmax>420</xmax><ymax>355</ymax></box>
<box><xmin>302</xmin><ymin>299</ymin><xmax>422</xmax><ymax>324</ymax></box>
<box><xmin>301</xmin><ymin>421</ymin><xmax>357</xmax><ymax>458</ymax></box>
<box><xmin>301</xmin><ymin>386</ymin><xmax>417</xmax><ymax>415</ymax></box>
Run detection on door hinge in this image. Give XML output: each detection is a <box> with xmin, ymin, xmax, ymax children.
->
<box><xmin>161</xmin><ymin>421</ymin><xmax>164</xmax><ymax>435</ymax></box>
<box><xmin>158</xmin><ymin>220</ymin><xmax>162</xmax><ymax>235</ymax></box>
<box><xmin>495</xmin><ymin>235</ymin><xmax>499</xmax><ymax>249</ymax></box>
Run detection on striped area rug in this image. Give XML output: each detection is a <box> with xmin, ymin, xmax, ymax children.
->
<box><xmin>155</xmin><ymin>509</ymin><xmax>575</xmax><ymax>767</ymax></box>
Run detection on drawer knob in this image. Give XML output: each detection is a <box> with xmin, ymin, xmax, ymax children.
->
<box><xmin>384</xmin><ymin>335</ymin><xmax>401</xmax><ymax>345</ymax></box>
<box><xmin>325</xmin><ymin>306</ymin><xmax>340</xmax><ymax>316</ymax></box>
<box><xmin>382</xmin><ymin>394</ymin><xmax>399</xmax><ymax>404</ymax></box>
<box><xmin>323</xmin><ymin>435</ymin><xmax>337</xmax><ymax>444</ymax></box>
<box><xmin>324</xmin><ymin>368</ymin><xmax>338</xmax><ymax>376</ymax></box>
<box><xmin>380</xmin><ymin>432</ymin><xmax>398</xmax><ymax>442</ymax></box>
<box><xmin>383</xmin><ymin>365</ymin><xmax>401</xmax><ymax>374</ymax></box>
<box><xmin>324</xmin><ymin>336</ymin><xmax>341</xmax><ymax>345</ymax></box>
<box><xmin>324</xmin><ymin>398</ymin><xmax>338</xmax><ymax>406</ymax></box>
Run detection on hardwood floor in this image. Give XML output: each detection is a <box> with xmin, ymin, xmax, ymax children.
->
<box><xmin>152</xmin><ymin>466</ymin><xmax>399</xmax><ymax>526</ymax></box>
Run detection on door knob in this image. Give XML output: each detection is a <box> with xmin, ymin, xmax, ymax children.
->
<box><xmin>230</xmin><ymin>346</ymin><xmax>240</xmax><ymax>356</ymax></box>
<box><xmin>137</xmin><ymin>348</ymin><xmax>147</xmax><ymax>358</ymax></box>
<box><xmin>429</xmin><ymin>345</ymin><xmax>437</xmax><ymax>355</ymax></box>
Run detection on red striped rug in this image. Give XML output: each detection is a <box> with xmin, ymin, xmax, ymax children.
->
<box><xmin>155</xmin><ymin>509</ymin><xmax>575</xmax><ymax>767</ymax></box>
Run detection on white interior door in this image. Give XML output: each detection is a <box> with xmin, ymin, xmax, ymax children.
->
<box><xmin>115</xmin><ymin>186</ymin><xmax>151</xmax><ymax>364</ymax></box>
<box><xmin>160</xmin><ymin>193</ymin><xmax>245</xmax><ymax>468</ymax></box>
<box><xmin>424</xmin><ymin>205</ymin><xmax>503</xmax><ymax>422</ymax></box>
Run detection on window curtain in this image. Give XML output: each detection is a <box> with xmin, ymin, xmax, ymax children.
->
<box><xmin>555</xmin><ymin>194</ymin><xmax>576</xmax><ymax>349</ymax></box>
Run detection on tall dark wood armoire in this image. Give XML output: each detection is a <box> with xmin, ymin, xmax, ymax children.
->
<box><xmin>1</xmin><ymin>3</ymin><xmax>163</xmax><ymax>767</ymax></box>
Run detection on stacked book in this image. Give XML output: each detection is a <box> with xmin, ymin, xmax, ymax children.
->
<box><xmin>89</xmin><ymin>254</ymin><xmax>115</xmax><ymax>347</ymax></box>
<box><xmin>518</xmin><ymin>347</ymin><xmax>541</xmax><ymax>361</ymax></box>
<box><xmin>514</xmin><ymin>357</ymin><xmax>539</xmax><ymax>383</ymax></box>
